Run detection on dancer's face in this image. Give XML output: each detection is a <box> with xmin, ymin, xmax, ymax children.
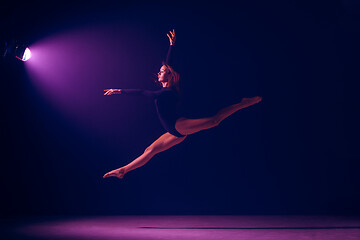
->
<box><xmin>158</xmin><ymin>65</ymin><xmax>169</xmax><ymax>82</ymax></box>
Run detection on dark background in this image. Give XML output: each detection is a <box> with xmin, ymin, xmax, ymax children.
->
<box><xmin>1</xmin><ymin>0</ymin><xmax>359</xmax><ymax>216</ymax></box>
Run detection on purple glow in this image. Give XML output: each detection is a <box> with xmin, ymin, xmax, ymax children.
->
<box><xmin>16</xmin><ymin>216</ymin><xmax>360</xmax><ymax>240</ymax></box>
<box><xmin>25</xmin><ymin>25</ymin><xmax>160</xmax><ymax>141</ymax></box>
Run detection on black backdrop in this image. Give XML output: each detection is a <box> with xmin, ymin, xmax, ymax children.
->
<box><xmin>1</xmin><ymin>0</ymin><xmax>359</xmax><ymax>216</ymax></box>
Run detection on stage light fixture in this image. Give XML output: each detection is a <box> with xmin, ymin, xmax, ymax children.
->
<box><xmin>3</xmin><ymin>41</ymin><xmax>32</xmax><ymax>61</ymax></box>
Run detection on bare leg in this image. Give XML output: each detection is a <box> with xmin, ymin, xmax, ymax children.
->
<box><xmin>216</xmin><ymin>96</ymin><xmax>262</xmax><ymax>122</ymax></box>
<box><xmin>103</xmin><ymin>133</ymin><xmax>186</xmax><ymax>179</ymax></box>
<box><xmin>175</xmin><ymin>96</ymin><xmax>262</xmax><ymax>135</ymax></box>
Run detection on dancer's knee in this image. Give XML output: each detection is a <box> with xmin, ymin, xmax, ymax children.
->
<box><xmin>144</xmin><ymin>146</ymin><xmax>158</xmax><ymax>156</ymax></box>
<box><xmin>211</xmin><ymin>115</ymin><xmax>221</xmax><ymax>127</ymax></box>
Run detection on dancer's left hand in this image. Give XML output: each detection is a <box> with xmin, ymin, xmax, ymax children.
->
<box><xmin>167</xmin><ymin>29</ymin><xmax>176</xmax><ymax>45</ymax></box>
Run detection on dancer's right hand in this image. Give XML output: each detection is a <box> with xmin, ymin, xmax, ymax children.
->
<box><xmin>104</xmin><ymin>89</ymin><xmax>122</xmax><ymax>95</ymax></box>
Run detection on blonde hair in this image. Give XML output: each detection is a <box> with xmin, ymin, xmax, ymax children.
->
<box><xmin>161</xmin><ymin>63</ymin><xmax>180</xmax><ymax>93</ymax></box>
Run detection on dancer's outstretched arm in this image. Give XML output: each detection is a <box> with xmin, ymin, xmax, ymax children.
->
<box><xmin>104</xmin><ymin>88</ymin><xmax>163</xmax><ymax>97</ymax></box>
<box><xmin>103</xmin><ymin>132</ymin><xmax>186</xmax><ymax>179</ymax></box>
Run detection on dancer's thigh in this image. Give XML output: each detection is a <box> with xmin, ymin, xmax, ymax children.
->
<box><xmin>175</xmin><ymin>117</ymin><xmax>217</xmax><ymax>135</ymax></box>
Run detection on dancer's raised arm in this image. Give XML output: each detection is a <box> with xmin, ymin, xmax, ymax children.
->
<box><xmin>165</xmin><ymin>29</ymin><xmax>176</xmax><ymax>65</ymax></box>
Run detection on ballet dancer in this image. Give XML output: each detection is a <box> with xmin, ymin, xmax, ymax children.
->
<box><xmin>103</xmin><ymin>29</ymin><xmax>262</xmax><ymax>179</ymax></box>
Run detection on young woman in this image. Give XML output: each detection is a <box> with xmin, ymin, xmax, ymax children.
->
<box><xmin>103</xmin><ymin>29</ymin><xmax>262</xmax><ymax>179</ymax></box>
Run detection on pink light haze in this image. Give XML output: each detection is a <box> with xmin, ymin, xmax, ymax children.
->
<box><xmin>25</xmin><ymin>25</ymin><xmax>160</xmax><ymax>139</ymax></box>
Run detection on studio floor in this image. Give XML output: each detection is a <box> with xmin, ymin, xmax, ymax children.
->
<box><xmin>1</xmin><ymin>215</ymin><xmax>359</xmax><ymax>240</ymax></box>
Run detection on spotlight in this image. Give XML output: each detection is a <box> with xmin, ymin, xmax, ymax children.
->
<box><xmin>3</xmin><ymin>41</ymin><xmax>32</xmax><ymax>61</ymax></box>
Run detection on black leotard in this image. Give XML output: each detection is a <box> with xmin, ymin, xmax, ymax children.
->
<box><xmin>120</xmin><ymin>45</ymin><xmax>185</xmax><ymax>137</ymax></box>
<box><xmin>121</xmin><ymin>87</ymin><xmax>185</xmax><ymax>137</ymax></box>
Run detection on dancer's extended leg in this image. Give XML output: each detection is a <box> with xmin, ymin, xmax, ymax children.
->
<box><xmin>103</xmin><ymin>133</ymin><xmax>186</xmax><ymax>179</ymax></box>
<box><xmin>175</xmin><ymin>96</ymin><xmax>262</xmax><ymax>135</ymax></box>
